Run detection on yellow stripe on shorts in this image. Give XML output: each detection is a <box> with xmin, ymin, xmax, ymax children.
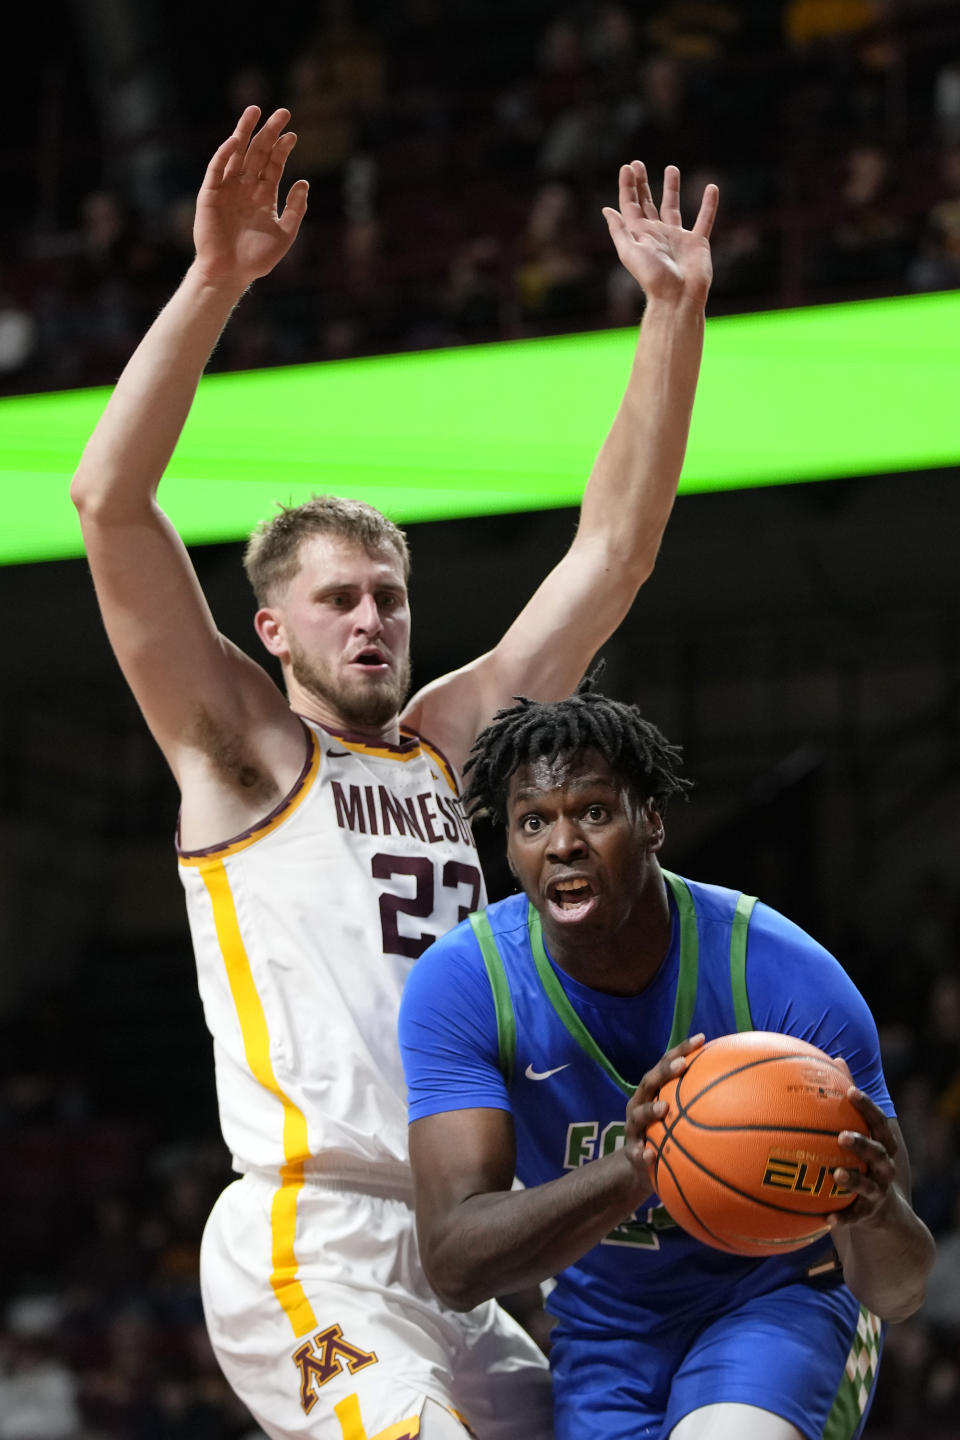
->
<box><xmin>200</xmin><ymin>859</ymin><xmax>318</xmax><ymax>1337</ymax></box>
<box><xmin>334</xmin><ymin>1394</ymin><xmax>422</xmax><ymax>1439</ymax></box>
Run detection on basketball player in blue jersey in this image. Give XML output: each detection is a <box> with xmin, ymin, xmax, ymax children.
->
<box><xmin>70</xmin><ymin>107</ymin><xmax>720</xmax><ymax>1440</ymax></box>
<box><xmin>399</xmin><ymin>681</ymin><xmax>935</xmax><ymax>1440</ymax></box>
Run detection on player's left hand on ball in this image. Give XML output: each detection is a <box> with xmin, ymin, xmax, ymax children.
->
<box><xmin>624</xmin><ymin>1033</ymin><xmax>705</xmax><ymax>1171</ymax></box>
<box><xmin>827</xmin><ymin>1085</ymin><xmax>900</xmax><ymax>1230</ymax></box>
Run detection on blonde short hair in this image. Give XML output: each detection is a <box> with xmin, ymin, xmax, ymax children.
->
<box><xmin>243</xmin><ymin>495</ymin><xmax>410</xmax><ymax>605</ymax></box>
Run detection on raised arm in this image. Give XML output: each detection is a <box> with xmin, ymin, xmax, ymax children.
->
<box><xmin>70</xmin><ymin>108</ymin><xmax>309</xmax><ymax>795</ymax></box>
<box><xmin>404</xmin><ymin>163</ymin><xmax>718</xmax><ymax>772</ymax></box>
<box><xmin>827</xmin><ymin>1089</ymin><xmax>934</xmax><ymax>1321</ymax></box>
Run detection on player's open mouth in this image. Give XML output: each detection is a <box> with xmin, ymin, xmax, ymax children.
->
<box><xmin>350</xmin><ymin>649</ymin><xmax>389</xmax><ymax>672</ymax></box>
<box><xmin>546</xmin><ymin>876</ymin><xmax>598</xmax><ymax>923</ymax></box>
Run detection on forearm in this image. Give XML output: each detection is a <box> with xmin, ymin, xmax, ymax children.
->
<box><xmin>421</xmin><ymin>1152</ymin><xmax>644</xmax><ymax>1311</ymax></box>
<box><xmin>834</xmin><ymin>1188</ymin><xmax>935</xmax><ymax>1322</ymax></box>
<box><xmin>70</xmin><ymin>263</ymin><xmax>247</xmax><ymax>516</ymax></box>
<box><xmin>578</xmin><ymin>293</ymin><xmax>705</xmax><ymax>581</ymax></box>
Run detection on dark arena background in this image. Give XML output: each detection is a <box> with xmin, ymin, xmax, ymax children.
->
<box><xmin>2</xmin><ymin>3</ymin><xmax>960</xmax><ymax>1436</ymax></box>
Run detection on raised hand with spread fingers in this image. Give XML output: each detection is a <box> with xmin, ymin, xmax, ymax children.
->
<box><xmin>193</xmin><ymin>105</ymin><xmax>309</xmax><ymax>290</ymax></box>
<box><xmin>603</xmin><ymin>161</ymin><xmax>718</xmax><ymax>304</ymax></box>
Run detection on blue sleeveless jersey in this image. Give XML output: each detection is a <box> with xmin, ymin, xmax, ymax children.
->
<box><xmin>400</xmin><ymin>869</ymin><xmax>893</xmax><ymax>1339</ymax></box>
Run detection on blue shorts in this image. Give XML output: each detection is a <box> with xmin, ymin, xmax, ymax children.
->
<box><xmin>549</xmin><ymin>1279</ymin><xmax>883</xmax><ymax>1440</ymax></box>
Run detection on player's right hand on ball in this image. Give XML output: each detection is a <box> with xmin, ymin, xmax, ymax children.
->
<box><xmin>624</xmin><ymin>1034</ymin><xmax>705</xmax><ymax>1177</ymax></box>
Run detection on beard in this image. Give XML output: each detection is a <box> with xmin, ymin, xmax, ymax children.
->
<box><xmin>288</xmin><ymin>636</ymin><xmax>412</xmax><ymax>730</ymax></box>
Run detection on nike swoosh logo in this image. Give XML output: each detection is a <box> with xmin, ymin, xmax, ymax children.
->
<box><xmin>524</xmin><ymin>1063</ymin><xmax>570</xmax><ymax>1082</ymax></box>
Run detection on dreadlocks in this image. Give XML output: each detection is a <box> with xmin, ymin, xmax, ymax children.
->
<box><xmin>462</xmin><ymin>672</ymin><xmax>692</xmax><ymax>825</ymax></box>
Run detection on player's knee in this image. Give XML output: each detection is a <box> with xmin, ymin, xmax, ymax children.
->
<box><xmin>669</xmin><ymin>1404</ymin><xmax>804</xmax><ymax>1439</ymax></box>
<box><xmin>419</xmin><ymin>1398</ymin><xmax>473</xmax><ymax>1439</ymax></box>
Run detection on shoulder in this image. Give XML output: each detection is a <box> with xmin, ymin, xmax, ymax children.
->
<box><xmin>477</xmin><ymin>892</ymin><xmax>533</xmax><ymax>944</ymax></box>
<box><xmin>674</xmin><ymin>872</ymin><xmax>838</xmax><ymax>968</ymax></box>
<box><xmin>409</xmin><ymin>894</ymin><xmax>528</xmax><ymax>981</ymax></box>
<box><xmin>672</xmin><ymin>876</ymin><xmax>891</xmax><ymax>1107</ymax></box>
<box><xmin>732</xmin><ymin>894</ymin><xmax>889</xmax><ymax>1101</ymax></box>
<box><xmin>400</xmin><ymin>906</ymin><xmax>516</xmax><ymax>1069</ymax></box>
<box><xmin>746</xmin><ymin>898</ymin><xmax>844</xmax><ymax>975</ymax></box>
<box><xmin>401</xmin><ymin>896</ymin><xmax>527</xmax><ymax>1031</ymax></box>
<box><xmin>400</xmin><ymin>663</ymin><xmax>489</xmax><ymax>779</ymax></box>
<box><xmin>402</xmin><ymin>928</ymin><xmax>476</xmax><ymax>1031</ymax></box>
<box><xmin>670</xmin><ymin>873</ymin><xmax>753</xmax><ymax>924</ymax></box>
<box><xmin>179</xmin><ymin>714</ymin><xmax>317</xmax><ymax>853</ymax></box>
<box><xmin>398</xmin><ymin>724</ymin><xmax>463</xmax><ymax>793</ymax></box>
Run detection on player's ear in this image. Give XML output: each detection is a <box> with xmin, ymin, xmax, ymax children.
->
<box><xmin>255</xmin><ymin>607</ymin><xmax>286</xmax><ymax>657</ymax></box>
<box><xmin>645</xmin><ymin>802</ymin><xmax>665</xmax><ymax>853</ymax></box>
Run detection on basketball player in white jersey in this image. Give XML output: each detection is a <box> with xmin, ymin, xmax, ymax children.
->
<box><xmin>70</xmin><ymin>107</ymin><xmax>718</xmax><ymax>1440</ymax></box>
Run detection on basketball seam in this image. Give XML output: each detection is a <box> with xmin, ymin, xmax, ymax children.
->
<box><xmin>652</xmin><ymin>1132</ymin><xmax>846</xmax><ymax>1218</ymax></box>
<box><xmin>678</xmin><ymin>1051</ymin><xmax>850</xmax><ymax>1112</ymax></box>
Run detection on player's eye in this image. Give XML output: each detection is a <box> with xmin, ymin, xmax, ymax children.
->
<box><xmin>521</xmin><ymin>814</ymin><xmax>543</xmax><ymax>834</ymax></box>
<box><xmin>584</xmin><ymin>805</ymin><xmax>608</xmax><ymax>823</ymax></box>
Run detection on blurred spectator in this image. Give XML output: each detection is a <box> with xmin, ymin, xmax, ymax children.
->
<box><xmin>783</xmin><ymin>0</ymin><xmax>881</xmax><ymax>51</ymax></box>
<box><xmin>644</xmin><ymin>1</ymin><xmax>743</xmax><ymax>62</ymax></box>
<box><xmin>307</xmin><ymin>0</ymin><xmax>386</xmax><ymax>116</ymax></box>
<box><xmin>284</xmin><ymin>51</ymin><xmax>357</xmax><ymax>210</ymax></box>
<box><xmin>908</xmin><ymin>194</ymin><xmax>960</xmax><ymax>290</ymax></box>
<box><xmin>873</xmin><ymin>1307</ymin><xmax>940</xmax><ymax>1433</ymax></box>
<box><xmin>934</xmin><ymin>55</ymin><xmax>960</xmax><ymax>142</ymax></box>
<box><xmin>442</xmin><ymin>235</ymin><xmax>507</xmax><ymax>343</ymax></box>
<box><xmin>225</xmin><ymin>64</ymin><xmax>273</xmax><ymax>120</ymax></box>
<box><xmin>685</xmin><ymin>165</ymin><xmax>778</xmax><ymax>306</ymax></box>
<box><xmin>908</xmin><ymin>1109</ymin><xmax>960</xmax><ymax>1238</ymax></box>
<box><xmin>2</xmin><ymin>0</ymin><xmax>958</xmax><ymax>387</ymax></box>
<box><xmin>495</xmin><ymin>15</ymin><xmax>590</xmax><ymax>179</ymax></box>
<box><xmin>908</xmin><ymin>143</ymin><xmax>960</xmax><ymax>290</ymax></box>
<box><xmin>819</xmin><ymin>142</ymin><xmax>913</xmax><ymax>292</ymax></box>
<box><xmin>515</xmin><ymin>180</ymin><xmax>598</xmax><ymax>330</ymax></box>
<box><xmin>920</xmin><ymin>972</ymin><xmax>960</xmax><ymax>1108</ymax></box>
<box><xmin>285</xmin><ymin>0</ymin><xmax>387</xmax><ymax>219</ymax></box>
<box><xmin>612</xmin><ymin>53</ymin><xmax>715</xmax><ymax>184</ymax></box>
<box><xmin>533</xmin><ymin>18</ymin><xmax>609</xmax><ymax>183</ymax></box>
<box><xmin>707</xmin><ymin>214</ymin><xmax>777</xmax><ymax>304</ymax></box>
<box><xmin>0</xmin><ymin>1297</ymin><xmax>81</xmax><ymax>1440</ymax></box>
<box><xmin>922</xmin><ymin>1191</ymin><xmax>960</xmax><ymax>1335</ymax></box>
<box><xmin>0</xmin><ymin>287</ymin><xmax>38</xmax><ymax>380</ymax></box>
<box><xmin>780</xmin><ymin>0</ymin><xmax>896</xmax><ymax>151</ymax></box>
<box><xmin>583</xmin><ymin>3</ymin><xmax>639</xmax><ymax>83</ymax></box>
<box><xmin>533</xmin><ymin>16</ymin><xmax>590</xmax><ymax>132</ymax></box>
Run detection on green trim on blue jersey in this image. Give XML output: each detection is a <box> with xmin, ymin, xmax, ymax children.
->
<box><xmin>527</xmin><ymin>905</ymin><xmax>636</xmax><ymax>1095</ymax></box>
<box><xmin>662</xmin><ymin>871</ymin><xmax>700</xmax><ymax>1049</ymax></box>
<box><xmin>468</xmin><ymin>910</ymin><xmax>516</xmax><ymax>1085</ymax></box>
<box><xmin>730</xmin><ymin>890</ymin><xmax>757</xmax><ymax>1033</ymax></box>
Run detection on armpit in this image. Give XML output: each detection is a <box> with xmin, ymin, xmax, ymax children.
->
<box><xmin>189</xmin><ymin>705</ymin><xmax>281</xmax><ymax>803</ymax></box>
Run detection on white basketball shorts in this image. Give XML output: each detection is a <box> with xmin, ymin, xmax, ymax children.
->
<box><xmin>200</xmin><ymin>1173</ymin><xmax>554</xmax><ymax>1440</ymax></box>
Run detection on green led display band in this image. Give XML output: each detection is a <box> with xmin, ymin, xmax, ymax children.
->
<box><xmin>1</xmin><ymin>289</ymin><xmax>958</xmax><ymax>565</ymax></box>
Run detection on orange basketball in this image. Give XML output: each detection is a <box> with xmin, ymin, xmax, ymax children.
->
<box><xmin>644</xmin><ymin>1031</ymin><xmax>866</xmax><ymax>1257</ymax></box>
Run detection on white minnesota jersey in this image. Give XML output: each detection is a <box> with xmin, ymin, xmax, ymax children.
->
<box><xmin>178</xmin><ymin>719</ymin><xmax>486</xmax><ymax>1191</ymax></box>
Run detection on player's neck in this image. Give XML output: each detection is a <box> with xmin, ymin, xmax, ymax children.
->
<box><xmin>544</xmin><ymin>874</ymin><xmax>672</xmax><ymax>997</ymax></box>
<box><xmin>548</xmin><ymin>934</ymin><xmax>669</xmax><ymax>997</ymax></box>
<box><xmin>286</xmin><ymin>686</ymin><xmax>403</xmax><ymax>746</ymax></box>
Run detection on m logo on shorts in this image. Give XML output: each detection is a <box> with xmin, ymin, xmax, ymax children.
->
<box><xmin>292</xmin><ymin>1324</ymin><xmax>379</xmax><ymax>1413</ymax></box>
